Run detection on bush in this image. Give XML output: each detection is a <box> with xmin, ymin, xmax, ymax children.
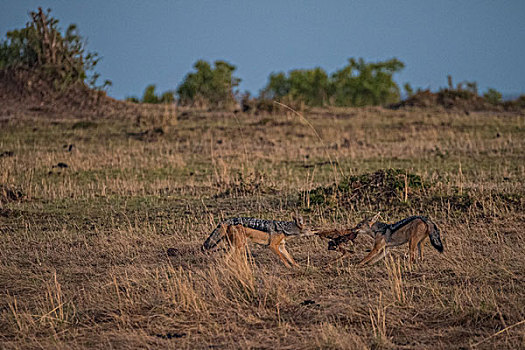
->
<box><xmin>331</xmin><ymin>58</ymin><xmax>404</xmax><ymax>106</ymax></box>
<box><xmin>240</xmin><ymin>92</ymin><xmax>286</xmax><ymax>114</ymax></box>
<box><xmin>261</xmin><ymin>57</ymin><xmax>405</xmax><ymax>107</ymax></box>
<box><xmin>142</xmin><ymin>84</ymin><xmax>160</xmax><ymax>104</ymax></box>
<box><xmin>308</xmin><ymin>169</ymin><xmax>424</xmax><ymax>208</ymax></box>
<box><xmin>0</xmin><ymin>7</ymin><xmax>110</xmax><ymax>90</ymax></box>
<box><xmin>483</xmin><ymin>88</ymin><xmax>502</xmax><ymax>105</ymax></box>
<box><xmin>262</xmin><ymin>68</ymin><xmax>330</xmax><ymax>107</ymax></box>
<box><xmin>514</xmin><ymin>95</ymin><xmax>525</xmax><ymax>108</ymax></box>
<box><xmin>438</xmin><ymin>88</ymin><xmax>476</xmax><ymax>101</ymax></box>
<box><xmin>125</xmin><ymin>96</ymin><xmax>140</xmax><ymax>103</ymax></box>
<box><xmin>437</xmin><ymin>78</ymin><xmax>479</xmax><ymax>102</ymax></box>
<box><xmin>261</xmin><ymin>72</ymin><xmax>290</xmax><ymax>100</ymax></box>
<box><xmin>126</xmin><ymin>85</ymin><xmax>175</xmax><ymax>104</ymax></box>
<box><xmin>403</xmin><ymin>83</ymin><xmax>414</xmax><ymax>98</ymax></box>
<box><xmin>177</xmin><ymin>60</ymin><xmax>240</xmax><ymax>108</ymax></box>
<box><xmin>160</xmin><ymin>91</ymin><xmax>175</xmax><ymax>104</ymax></box>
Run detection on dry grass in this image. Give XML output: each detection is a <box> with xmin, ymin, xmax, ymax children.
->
<box><xmin>0</xmin><ymin>107</ymin><xmax>524</xmax><ymax>349</ymax></box>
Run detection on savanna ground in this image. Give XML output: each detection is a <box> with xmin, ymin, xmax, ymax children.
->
<box><xmin>0</xmin><ymin>106</ymin><xmax>524</xmax><ymax>349</ymax></box>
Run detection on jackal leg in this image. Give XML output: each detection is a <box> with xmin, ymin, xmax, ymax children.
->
<box><xmin>368</xmin><ymin>247</ymin><xmax>388</xmax><ymax>265</ymax></box>
<box><xmin>409</xmin><ymin>237</ymin><xmax>418</xmax><ymax>263</ymax></box>
<box><xmin>268</xmin><ymin>234</ymin><xmax>293</xmax><ymax>268</ymax></box>
<box><xmin>417</xmin><ymin>240</ymin><xmax>425</xmax><ymax>260</ymax></box>
<box><xmin>358</xmin><ymin>236</ymin><xmax>387</xmax><ymax>266</ymax></box>
<box><xmin>409</xmin><ymin>232</ymin><xmax>427</xmax><ymax>262</ymax></box>
<box><xmin>278</xmin><ymin>240</ymin><xmax>299</xmax><ymax>267</ymax></box>
<box><xmin>225</xmin><ymin>225</ymin><xmax>248</xmax><ymax>255</ymax></box>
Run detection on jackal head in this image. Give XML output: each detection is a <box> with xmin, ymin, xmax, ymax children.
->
<box><xmin>352</xmin><ymin>212</ymin><xmax>381</xmax><ymax>235</ymax></box>
<box><xmin>291</xmin><ymin>214</ymin><xmax>314</xmax><ymax>235</ymax></box>
<box><xmin>293</xmin><ymin>215</ymin><xmax>305</xmax><ymax>230</ymax></box>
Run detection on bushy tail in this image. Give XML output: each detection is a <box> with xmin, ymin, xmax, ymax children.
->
<box><xmin>202</xmin><ymin>224</ymin><xmax>226</xmax><ymax>251</ymax></box>
<box><xmin>426</xmin><ymin>219</ymin><xmax>444</xmax><ymax>253</ymax></box>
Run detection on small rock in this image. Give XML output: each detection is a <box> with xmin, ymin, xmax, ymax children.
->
<box><xmin>155</xmin><ymin>332</ymin><xmax>186</xmax><ymax>339</ymax></box>
<box><xmin>0</xmin><ymin>151</ymin><xmax>14</xmax><ymax>158</ymax></box>
<box><xmin>166</xmin><ymin>248</ymin><xmax>178</xmax><ymax>256</ymax></box>
<box><xmin>53</xmin><ymin>162</ymin><xmax>69</xmax><ymax>168</ymax></box>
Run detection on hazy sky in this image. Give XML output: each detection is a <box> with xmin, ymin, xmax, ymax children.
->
<box><xmin>2</xmin><ymin>1</ymin><xmax>524</xmax><ymax>99</ymax></box>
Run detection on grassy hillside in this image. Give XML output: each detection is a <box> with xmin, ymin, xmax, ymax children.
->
<box><xmin>1</xmin><ymin>108</ymin><xmax>524</xmax><ymax>349</ymax></box>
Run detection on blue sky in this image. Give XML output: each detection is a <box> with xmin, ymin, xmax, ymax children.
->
<box><xmin>2</xmin><ymin>1</ymin><xmax>524</xmax><ymax>99</ymax></box>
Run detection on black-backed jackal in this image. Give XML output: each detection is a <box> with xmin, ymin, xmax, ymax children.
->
<box><xmin>201</xmin><ymin>216</ymin><xmax>314</xmax><ymax>267</ymax></box>
<box><xmin>328</xmin><ymin>215</ymin><xmax>444</xmax><ymax>266</ymax></box>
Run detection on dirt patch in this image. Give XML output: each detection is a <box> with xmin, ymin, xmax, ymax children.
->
<box><xmin>0</xmin><ymin>68</ymin><xmax>139</xmax><ymax>119</ymax></box>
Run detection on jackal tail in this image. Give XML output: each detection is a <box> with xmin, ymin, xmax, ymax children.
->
<box><xmin>202</xmin><ymin>224</ymin><xmax>226</xmax><ymax>251</ymax></box>
<box><xmin>426</xmin><ymin>219</ymin><xmax>444</xmax><ymax>253</ymax></box>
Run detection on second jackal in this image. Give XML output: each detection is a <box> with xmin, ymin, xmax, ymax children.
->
<box><xmin>328</xmin><ymin>215</ymin><xmax>444</xmax><ymax>266</ymax></box>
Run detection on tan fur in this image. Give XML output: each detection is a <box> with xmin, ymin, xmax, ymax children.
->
<box><xmin>357</xmin><ymin>218</ymin><xmax>431</xmax><ymax>266</ymax></box>
<box><xmin>222</xmin><ymin>224</ymin><xmax>298</xmax><ymax>268</ymax></box>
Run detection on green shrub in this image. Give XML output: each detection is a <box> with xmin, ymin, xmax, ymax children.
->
<box><xmin>438</xmin><ymin>88</ymin><xmax>476</xmax><ymax>101</ymax></box>
<box><xmin>308</xmin><ymin>169</ymin><xmax>423</xmax><ymax>207</ymax></box>
<box><xmin>513</xmin><ymin>95</ymin><xmax>525</xmax><ymax>108</ymax></box>
<box><xmin>261</xmin><ymin>72</ymin><xmax>290</xmax><ymax>100</ymax></box>
<box><xmin>160</xmin><ymin>91</ymin><xmax>175</xmax><ymax>104</ymax></box>
<box><xmin>403</xmin><ymin>83</ymin><xmax>414</xmax><ymax>98</ymax></box>
<box><xmin>331</xmin><ymin>58</ymin><xmax>404</xmax><ymax>107</ymax></box>
<box><xmin>0</xmin><ymin>7</ymin><xmax>110</xmax><ymax>90</ymax></box>
<box><xmin>262</xmin><ymin>68</ymin><xmax>331</xmax><ymax>107</ymax></box>
<box><xmin>483</xmin><ymin>88</ymin><xmax>502</xmax><ymax>105</ymax></box>
<box><xmin>177</xmin><ymin>60</ymin><xmax>240</xmax><ymax>107</ymax></box>
<box><xmin>142</xmin><ymin>84</ymin><xmax>159</xmax><ymax>104</ymax></box>
<box><xmin>437</xmin><ymin>78</ymin><xmax>479</xmax><ymax>102</ymax></box>
<box><xmin>261</xmin><ymin>57</ymin><xmax>405</xmax><ymax>107</ymax></box>
<box><xmin>125</xmin><ymin>96</ymin><xmax>140</xmax><ymax>103</ymax></box>
<box><xmin>127</xmin><ymin>85</ymin><xmax>175</xmax><ymax>104</ymax></box>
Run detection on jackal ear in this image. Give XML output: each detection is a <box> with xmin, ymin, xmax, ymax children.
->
<box><xmin>293</xmin><ymin>215</ymin><xmax>305</xmax><ymax>229</ymax></box>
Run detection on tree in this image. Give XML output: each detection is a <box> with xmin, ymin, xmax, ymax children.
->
<box><xmin>177</xmin><ymin>59</ymin><xmax>240</xmax><ymax>107</ymax></box>
<box><xmin>331</xmin><ymin>58</ymin><xmax>404</xmax><ymax>106</ymax></box>
<box><xmin>260</xmin><ymin>57</ymin><xmax>405</xmax><ymax>107</ymax></box>
<box><xmin>261</xmin><ymin>72</ymin><xmax>290</xmax><ymax>99</ymax></box>
<box><xmin>403</xmin><ymin>83</ymin><xmax>414</xmax><ymax>98</ymax></box>
<box><xmin>0</xmin><ymin>7</ymin><xmax>110</xmax><ymax>89</ymax></box>
<box><xmin>141</xmin><ymin>84</ymin><xmax>159</xmax><ymax>104</ymax></box>
<box><xmin>127</xmin><ymin>85</ymin><xmax>175</xmax><ymax>104</ymax></box>
<box><xmin>288</xmin><ymin>68</ymin><xmax>330</xmax><ymax>106</ymax></box>
<box><xmin>483</xmin><ymin>88</ymin><xmax>502</xmax><ymax>105</ymax></box>
<box><xmin>160</xmin><ymin>91</ymin><xmax>175</xmax><ymax>104</ymax></box>
<box><xmin>125</xmin><ymin>96</ymin><xmax>140</xmax><ymax>103</ymax></box>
